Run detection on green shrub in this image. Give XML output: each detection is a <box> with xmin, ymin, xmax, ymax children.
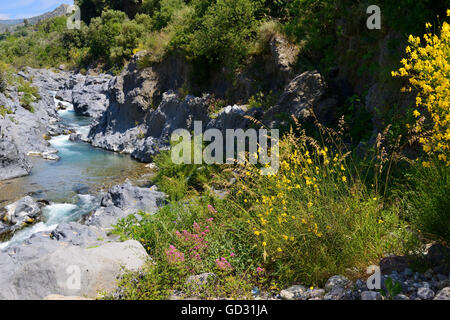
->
<box><xmin>0</xmin><ymin>105</ymin><xmax>12</xmax><ymax>117</ymax></box>
<box><xmin>402</xmin><ymin>159</ymin><xmax>450</xmax><ymax>241</ymax></box>
<box><xmin>181</xmin><ymin>0</ymin><xmax>260</xmax><ymax>69</ymax></box>
<box><xmin>18</xmin><ymin>79</ymin><xmax>40</xmax><ymax>112</ymax></box>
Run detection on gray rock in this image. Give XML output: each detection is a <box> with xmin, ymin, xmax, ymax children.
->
<box><xmin>99</xmin><ymin>181</ymin><xmax>165</xmax><ymax>213</ymax></box>
<box><xmin>0</xmin><ymin>131</ymin><xmax>32</xmax><ymax>180</ymax></box>
<box><xmin>361</xmin><ymin>291</ymin><xmax>382</xmax><ymax>300</ymax></box>
<box><xmin>403</xmin><ymin>268</ymin><xmax>413</xmax><ymax>277</ymax></box>
<box><xmin>185</xmin><ymin>273</ymin><xmax>217</xmax><ymax>288</ymax></box>
<box><xmin>0</xmin><ymin>196</ymin><xmax>42</xmax><ymax>240</ymax></box>
<box><xmin>72</xmin><ymin>74</ymin><xmax>112</xmax><ymax>118</ymax></box>
<box><xmin>427</xmin><ymin>244</ymin><xmax>450</xmax><ymax>274</ymax></box>
<box><xmin>280</xmin><ymin>285</ymin><xmax>308</xmax><ymax>300</ymax></box>
<box><xmin>323</xmin><ymin>287</ymin><xmax>352</xmax><ymax>300</ymax></box>
<box><xmin>50</xmin><ymin>222</ymin><xmax>107</xmax><ymax>247</ymax></box>
<box><xmin>87</xmin><ymin>182</ymin><xmax>166</xmax><ymax>230</ymax></box>
<box><xmin>434</xmin><ymin>287</ymin><xmax>450</xmax><ymax>300</ymax></box>
<box><xmin>264</xmin><ymin>71</ymin><xmax>337</xmax><ymax>127</ymax></box>
<box><xmin>306</xmin><ymin>288</ymin><xmax>325</xmax><ymax>299</ymax></box>
<box><xmin>417</xmin><ymin>287</ymin><xmax>435</xmax><ymax>300</ymax></box>
<box><xmin>325</xmin><ymin>275</ymin><xmax>350</xmax><ymax>292</ymax></box>
<box><xmin>0</xmin><ymin>239</ymin><xmax>148</xmax><ymax>299</ymax></box>
<box><xmin>379</xmin><ymin>256</ymin><xmax>409</xmax><ymax>275</ymax></box>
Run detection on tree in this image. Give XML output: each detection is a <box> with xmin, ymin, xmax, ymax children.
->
<box><xmin>76</xmin><ymin>0</ymin><xmax>143</xmax><ymax>23</ymax></box>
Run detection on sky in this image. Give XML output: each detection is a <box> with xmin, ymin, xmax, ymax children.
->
<box><xmin>0</xmin><ymin>0</ymin><xmax>74</xmax><ymax>20</ymax></box>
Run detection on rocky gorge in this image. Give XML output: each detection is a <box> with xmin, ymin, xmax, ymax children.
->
<box><xmin>0</xmin><ymin>36</ymin><xmax>448</xmax><ymax>300</ymax></box>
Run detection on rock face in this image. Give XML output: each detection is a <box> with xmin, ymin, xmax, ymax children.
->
<box><xmin>72</xmin><ymin>74</ymin><xmax>112</xmax><ymax>118</ymax></box>
<box><xmin>263</xmin><ymin>70</ymin><xmax>338</xmax><ymax>128</ymax></box>
<box><xmin>0</xmin><ymin>132</ymin><xmax>31</xmax><ymax>180</ymax></box>
<box><xmin>0</xmin><ymin>76</ymin><xmax>61</xmax><ymax>180</ymax></box>
<box><xmin>89</xmin><ymin>89</ymin><xmax>211</xmax><ymax>162</ymax></box>
<box><xmin>0</xmin><ymin>196</ymin><xmax>42</xmax><ymax>240</ymax></box>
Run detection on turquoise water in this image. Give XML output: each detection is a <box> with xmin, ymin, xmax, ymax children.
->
<box><xmin>0</xmin><ymin>98</ymin><xmax>152</xmax><ymax>248</ymax></box>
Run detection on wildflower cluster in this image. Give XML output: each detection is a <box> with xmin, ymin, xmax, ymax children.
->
<box><xmin>393</xmin><ymin>11</ymin><xmax>450</xmax><ymax>166</ymax></box>
<box><xmin>165</xmin><ymin>245</ymin><xmax>185</xmax><ymax>264</ymax></box>
<box><xmin>230</xmin><ymin>128</ymin><xmax>406</xmax><ymax>284</ymax></box>
<box><xmin>166</xmin><ymin>218</ymin><xmax>213</xmax><ymax>268</ymax></box>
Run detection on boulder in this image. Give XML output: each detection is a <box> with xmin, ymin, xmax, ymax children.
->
<box><xmin>280</xmin><ymin>285</ymin><xmax>308</xmax><ymax>300</ymax></box>
<box><xmin>0</xmin><ymin>238</ymin><xmax>148</xmax><ymax>300</ymax></box>
<box><xmin>0</xmin><ymin>196</ymin><xmax>42</xmax><ymax>240</ymax></box>
<box><xmin>264</xmin><ymin>71</ymin><xmax>338</xmax><ymax>127</ymax></box>
<box><xmin>87</xmin><ymin>182</ymin><xmax>166</xmax><ymax>230</ymax></box>
<box><xmin>72</xmin><ymin>74</ymin><xmax>112</xmax><ymax>118</ymax></box>
<box><xmin>434</xmin><ymin>287</ymin><xmax>450</xmax><ymax>300</ymax></box>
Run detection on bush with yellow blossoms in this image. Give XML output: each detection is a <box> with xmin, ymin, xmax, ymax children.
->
<box><xmin>230</xmin><ymin>124</ymin><xmax>411</xmax><ymax>286</ymax></box>
<box><xmin>393</xmin><ymin>10</ymin><xmax>450</xmax><ymax>166</ymax></box>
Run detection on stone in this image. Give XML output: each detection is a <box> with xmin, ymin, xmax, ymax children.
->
<box><xmin>99</xmin><ymin>181</ymin><xmax>166</xmax><ymax>213</ymax></box>
<box><xmin>185</xmin><ymin>273</ymin><xmax>217</xmax><ymax>288</ymax></box>
<box><xmin>280</xmin><ymin>285</ymin><xmax>308</xmax><ymax>300</ymax></box>
<box><xmin>403</xmin><ymin>267</ymin><xmax>413</xmax><ymax>277</ymax></box>
<box><xmin>434</xmin><ymin>287</ymin><xmax>450</xmax><ymax>300</ymax></box>
<box><xmin>264</xmin><ymin>71</ymin><xmax>334</xmax><ymax>127</ymax></box>
<box><xmin>0</xmin><ymin>239</ymin><xmax>149</xmax><ymax>299</ymax></box>
<box><xmin>0</xmin><ymin>196</ymin><xmax>42</xmax><ymax>240</ymax></box>
<box><xmin>72</xmin><ymin>74</ymin><xmax>112</xmax><ymax>118</ymax></box>
<box><xmin>307</xmin><ymin>288</ymin><xmax>325</xmax><ymax>299</ymax></box>
<box><xmin>323</xmin><ymin>287</ymin><xmax>351</xmax><ymax>300</ymax></box>
<box><xmin>417</xmin><ymin>287</ymin><xmax>435</xmax><ymax>300</ymax></box>
<box><xmin>379</xmin><ymin>256</ymin><xmax>409</xmax><ymax>275</ymax></box>
<box><xmin>324</xmin><ymin>275</ymin><xmax>350</xmax><ymax>292</ymax></box>
<box><xmin>361</xmin><ymin>291</ymin><xmax>382</xmax><ymax>300</ymax></box>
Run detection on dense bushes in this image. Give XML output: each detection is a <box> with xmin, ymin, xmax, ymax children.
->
<box><xmin>87</xmin><ymin>10</ymin><xmax>144</xmax><ymax>68</ymax></box>
<box><xmin>181</xmin><ymin>0</ymin><xmax>260</xmax><ymax>68</ymax></box>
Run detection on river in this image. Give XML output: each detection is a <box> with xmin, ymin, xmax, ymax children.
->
<box><xmin>0</xmin><ymin>95</ymin><xmax>152</xmax><ymax>248</ymax></box>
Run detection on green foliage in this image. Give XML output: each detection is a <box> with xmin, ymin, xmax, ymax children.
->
<box><xmin>0</xmin><ymin>105</ymin><xmax>12</xmax><ymax>117</ymax></box>
<box><xmin>76</xmin><ymin>0</ymin><xmax>142</xmax><ymax>23</ymax></box>
<box><xmin>86</xmin><ymin>10</ymin><xmax>144</xmax><ymax>68</ymax></box>
<box><xmin>247</xmin><ymin>90</ymin><xmax>279</xmax><ymax>110</ymax></box>
<box><xmin>17</xmin><ymin>78</ymin><xmax>40</xmax><ymax>112</ymax></box>
<box><xmin>152</xmin><ymin>142</ymin><xmax>223</xmax><ymax>201</ymax></box>
<box><xmin>180</xmin><ymin>0</ymin><xmax>260</xmax><ymax>69</ymax></box>
<box><xmin>112</xmin><ymin>197</ymin><xmax>258</xmax><ymax>299</ymax></box>
<box><xmin>0</xmin><ymin>16</ymin><xmax>83</xmax><ymax>69</ymax></box>
<box><xmin>380</xmin><ymin>277</ymin><xmax>402</xmax><ymax>299</ymax></box>
<box><xmin>402</xmin><ymin>159</ymin><xmax>450</xmax><ymax>241</ymax></box>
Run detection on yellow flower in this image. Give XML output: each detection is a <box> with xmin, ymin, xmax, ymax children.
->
<box><xmin>277</xmin><ymin>248</ymin><xmax>282</xmax><ymax>252</ymax></box>
<box><xmin>422</xmin><ymin>161</ymin><xmax>431</xmax><ymax>168</ymax></box>
<box><xmin>262</xmin><ymin>242</ymin><xmax>267</xmax><ymax>247</ymax></box>
<box><xmin>413</xmin><ymin>110</ymin><xmax>421</xmax><ymax>118</ymax></box>
<box><xmin>254</xmin><ymin>231</ymin><xmax>260</xmax><ymax>236</ymax></box>
<box><xmin>341</xmin><ymin>176</ymin><xmax>347</xmax><ymax>183</ymax></box>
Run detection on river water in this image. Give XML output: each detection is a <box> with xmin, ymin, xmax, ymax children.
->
<box><xmin>0</xmin><ymin>96</ymin><xmax>152</xmax><ymax>248</ymax></box>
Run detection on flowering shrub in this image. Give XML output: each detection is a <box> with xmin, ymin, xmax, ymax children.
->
<box><xmin>229</xmin><ymin>125</ymin><xmax>411</xmax><ymax>285</ymax></box>
<box><xmin>393</xmin><ymin>11</ymin><xmax>450</xmax><ymax>166</ymax></box>
<box><xmin>165</xmin><ymin>245</ymin><xmax>185</xmax><ymax>264</ymax></box>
